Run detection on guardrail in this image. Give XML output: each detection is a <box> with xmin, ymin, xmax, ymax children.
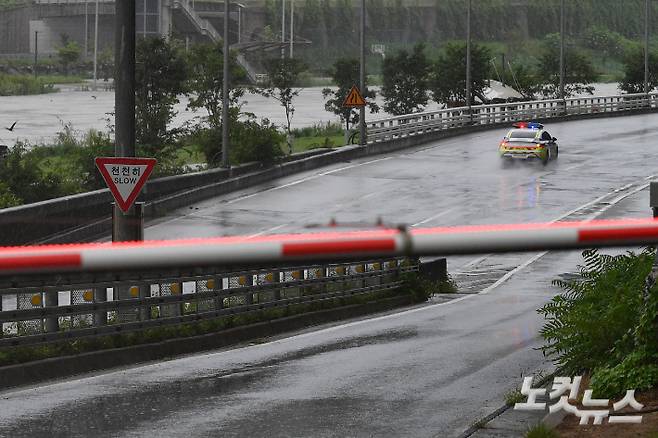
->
<box><xmin>0</xmin><ymin>257</ymin><xmax>414</xmax><ymax>347</ymax></box>
<box><xmin>366</xmin><ymin>93</ymin><xmax>658</xmax><ymax>143</ymax></box>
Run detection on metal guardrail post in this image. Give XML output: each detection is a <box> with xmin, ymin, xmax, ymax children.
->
<box><xmin>213</xmin><ymin>276</ymin><xmax>224</xmax><ymax>311</ymax></box>
<box><xmin>138</xmin><ymin>284</ymin><xmax>150</xmax><ymax>321</ymax></box>
<box><xmin>243</xmin><ymin>275</ymin><xmax>254</xmax><ymax>305</ymax></box>
<box><xmin>44</xmin><ymin>290</ymin><xmax>59</xmax><ymax>332</ymax></box>
<box><xmin>94</xmin><ymin>286</ymin><xmax>107</xmax><ymax>326</ymax></box>
<box><xmin>271</xmin><ymin>271</ymin><xmax>281</xmax><ymax>301</ymax></box>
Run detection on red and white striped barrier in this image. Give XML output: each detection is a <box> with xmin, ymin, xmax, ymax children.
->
<box><xmin>2</xmin><ymin>217</ymin><xmax>658</xmax><ymax>275</ymax></box>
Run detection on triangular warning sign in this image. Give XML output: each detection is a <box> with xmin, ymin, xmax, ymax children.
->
<box><xmin>342</xmin><ymin>85</ymin><xmax>367</xmax><ymax>107</ymax></box>
<box><xmin>95</xmin><ymin>157</ymin><xmax>156</xmax><ymax>212</ymax></box>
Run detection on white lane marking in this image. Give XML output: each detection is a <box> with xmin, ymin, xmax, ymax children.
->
<box><xmin>247</xmin><ymin>224</ymin><xmax>288</xmax><ymax>238</ymax></box>
<box><xmin>227</xmin><ymin>156</ymin><xmax>395</xmax><ymax>202</ymax></box>
<box><xmin>562</xmin><ymin>163</ymin><xmax>586</xmax><ymax>171</ymax></box>
<box><xmin>154</xmin><ymin>156</ymin><xmax>394</xmax><ymax>227</ymax></box>
<box><xmin>480</xmin><ymin>251</ymin><xmax>548</xmax><ymax>295</ymax></box>
<box><xmin>412</xmin><ymin>207</ymin><xmax>457</xmax><ymax>227</ymax></box>
<box><xmin>425</xmin><ymin>177</ymin><xmax>655</xmax><ymax>277</ymax></box>
<box><xmin>481</xmin><ymin>179</ymin><xmax>653</xmax><ymax>294</ymax></box>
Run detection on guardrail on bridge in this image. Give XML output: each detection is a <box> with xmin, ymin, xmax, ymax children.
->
<box><xmin>366</xmin><ymin>93</ymin><xmax>658</xmax><ymax>143</ymax></box>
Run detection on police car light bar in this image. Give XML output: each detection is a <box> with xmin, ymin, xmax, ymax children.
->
<box><xmin>1</xmin><ymin>218</ymin><xmax>658</xmax><ymax>275</ymax></box>
<box><xmin>513</xmin><ymin>121</ymin><xmax>543</xmax><ymax>130</ymax></box>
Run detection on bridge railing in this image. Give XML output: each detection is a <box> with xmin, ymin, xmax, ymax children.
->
<box><xmin>366</xmin><ymin>92</ymin><xmax>658</xmax><ymax>143</ymax></box>
<box><xmin>0</xmin><ymin>257</ymin><xmax>415</xmax><ymax>347</ymax></box>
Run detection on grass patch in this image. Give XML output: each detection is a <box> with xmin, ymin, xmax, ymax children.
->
<box><xmin>0</xmin><ymin>74</ymin><xmax>56</xmax><ymax>96</ymax></box>
<box><xmin>525</xmin><ymin>423</ymin><xmax>560</xmax><ymax>438</ymax></box>
<box><xmin>504</xmin><ymin>387</ymin><xmax>526</xmax><ymax>406</ymax></box>
<box><xmin>286</xmin><ymin>134</ymin><xmax>344</xmax><ymax>153</ymax></box>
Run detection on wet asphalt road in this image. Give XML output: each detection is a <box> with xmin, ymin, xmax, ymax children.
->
<box><xmin>1</xmin><ymin>114</ymin><xmax>657</xmax><ymax>437</ymax></box>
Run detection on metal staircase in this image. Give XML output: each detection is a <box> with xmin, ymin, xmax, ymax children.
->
<box><xmin>172</xmin><ymin>0</ymin><xmax>221</xmax><ymax>42</ymax></box>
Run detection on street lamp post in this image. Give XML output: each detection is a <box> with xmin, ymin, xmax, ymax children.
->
<box><xmin>33</xmin><ymin>31</ymin><xmax>38</xmax><ymax>78</ymax></box>
<box><xmin>465</xmin><ymin>0</ymin><xmax>471</xmax><ymax>110</ymax></box>
<box><xmin>559</xmin><ymin>0</ymin><xmax>565</xmax><ymax>100</ymax></box>
<box><xmin>93</xmin><ymin>0</ymin><xmax>99</xmax><ymax>90</ymax></box>
<box><xmin>281</xmin><ymin>0</ymin><xmax>285</xmax><ymax>58</ymax></box>
<box><xmin>289</xmin><ymin>0</ymin><xmax>294</xmax><ymax>58</ymax></box>
<box><xmin>85</xmin><ymin>1</ymin><xmax>88</xmax><ymax>58</ymax></box>
<box><xmin>645</xmin><ymin>0</ymin><xmax>650</xmax><ymax>96</ymax></box>
<box><xmin>358</xmin><ymin>0</ymin><xmax>366</xmax><ymax>145</ymax></box>
<box><xmin>222</xmin><ymin>0</ymin><xmax>230</xmax><ymax>168</ymax></box>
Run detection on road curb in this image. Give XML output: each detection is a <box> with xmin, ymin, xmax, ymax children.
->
<box><xmin>0</xmin><ymin>294</ymin><xmax>413</xmax><ymax>391</ymax></box>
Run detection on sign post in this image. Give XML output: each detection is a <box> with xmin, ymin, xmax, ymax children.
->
<box><xmin>95</xmin><ymin>157</ymin><xmax>156</xmax><ymax>241</ymax></box>
<box><xmin>342</xmin><ymin>85</ymin><xmax>367</xmax><ymax>145</ymax></box>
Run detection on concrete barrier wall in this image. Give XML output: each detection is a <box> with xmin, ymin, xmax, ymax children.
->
<box><xmin>0</xmin><ymin>108</ymin><xmax>654</xmax><ymax>245</ymax></box>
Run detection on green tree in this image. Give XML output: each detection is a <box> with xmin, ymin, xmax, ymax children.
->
<box><xmin>582</xmin><ymin>25</ymin><xmax>625</xmax><ymax>61</ymax></box>
<box><xmin>57</xmin><ymin>40</ymin><xmax>81</xmax><ymax>75</ymax></box>
<box><xmin>619</xmin><ymin>45</ymin><xmax>658</xmax><ymax>94</ymax></box>
<box><xmin>536</xmin><ymin>33</ymin><xmax>598</xmax><ymax>98</ymax></box>
<box><xmin>135</xmin><ymin>37</ymin><xmax>187</xmax><ymax>157</ymax></box>
<box><xmin>261</xmin><ymin>57</ymin><xmax>307</xmax><ymax>153</ymax></box>
<box><xmin>98</xmin><ymin>46</ymin><xmax>114</xmax><ymax>82</ymax></box>
<box><xmin>322</xmin><ymin>58</ymin><xmax>379</xmax><ymax>132</ymax></box>
<box><xmin>187</xmin><ymin>42</ymin><xmax>247</xmax><ymax>130</ymax></box>
<box><xmin>431</xmin><ymin>41</ymin><xmax>491</xmax><ymax>107</ymax></box>
<box><xmin>381</xmin><ymin>43</ymin><xmax>430</xmax><ymax>115</ymax></box>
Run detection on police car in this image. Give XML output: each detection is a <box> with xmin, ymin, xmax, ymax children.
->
<box><xmin>498</xmin><ymin>122</ymin><xmax>558</xmax><ymax>165</ymax></box>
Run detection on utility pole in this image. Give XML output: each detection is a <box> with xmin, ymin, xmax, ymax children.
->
<box><xmin>113</xmin><ymin>0</ymin><xmax>137</xmax><ymax>241</ymax></box>
<box><xmin>645</xmin><ymin>0</ymin><xmax>650</xmax><ymax>95</ymax></box>
<box><xmin>465</xmin><ymin>0</ymin><xmax>471</xmax><ymax>109</ymax></box>
<box><xmin>33</xmin><ymin>31</ymin><xmax>38</xmax><ymax>78</ymax></box>
<box><xmin>289</xmin><ymin>0</ymin><xmax>294</xmax><ymax>58</ymax></box>
<box><xmin>358</xmin><ymin>0</ymin><xmax>366</xmax><ymax>145</ymax></box>
<box><xmin>93</xmin><ymin>0</ymin><xmax>99</xmax><ymax>90</ymax></box>
<box><xmin>559</xmin><ymin>0</ymin><xmax>565</xmax><ymax>100</ymax></box>
<box><xmin>222</xmin><ymin>0</ymin><xmax>230</xmax><ymax>168</ymax></box>
<box><xmin>281</xmin><ymin>0</ymin><xmax>286</xmax><ymax>58</ymax></box>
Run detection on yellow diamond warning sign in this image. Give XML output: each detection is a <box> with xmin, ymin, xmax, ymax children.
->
<box><xmin>342</xmin><ymin>85</ymin><xmax>367</xmax><ymax>107</ymax></box>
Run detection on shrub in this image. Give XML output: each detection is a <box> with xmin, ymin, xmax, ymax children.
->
<box><xmin>230</xmin><ymin>117</ymin><xmax>285</xmax><ymax>165</ymax></box>
<box><xmin>539</xmin><ymin>248</ymin><xmax>658</xmax><ymax>398</ymax></box>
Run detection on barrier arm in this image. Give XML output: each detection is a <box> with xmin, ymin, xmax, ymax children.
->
<box><xmin>1</xmin><ymin>217</ymin><xmax>658</xmax><ymax>275</ymax></box>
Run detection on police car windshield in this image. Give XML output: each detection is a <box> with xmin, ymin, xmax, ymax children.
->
<box><xmin>508</xmin><ymin>130</ymin><xmax>538</xmax><ymax>140</ymax></box>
